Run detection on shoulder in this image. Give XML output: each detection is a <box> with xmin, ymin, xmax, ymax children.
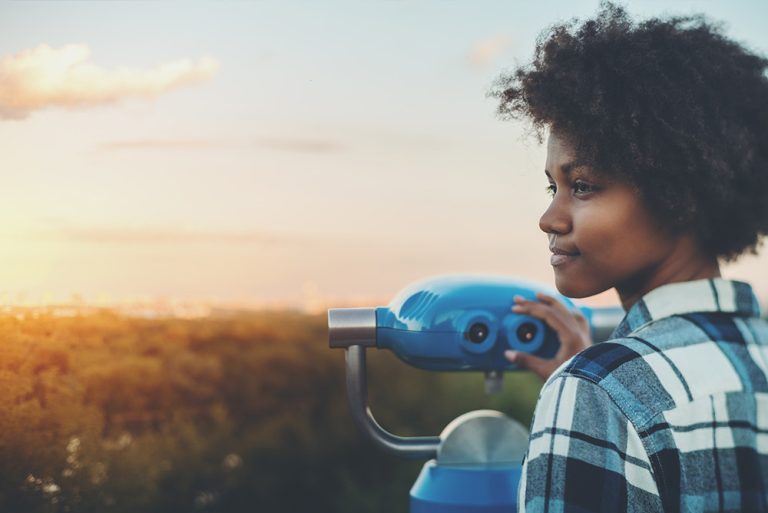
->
<box><xmin>528</xmin><ymin>373</ymin><xmax>636</xmax><ymax>467</ymax></box>
<box><xmin>548</xmin><ymin>311</ymin><xmax>767</xmax><ymax>428</ymax></box>
<box><xmin>553</xmin><ymin>333</ymin><xmax>664</xmax><ymax>389</ymax></box>
<box><xmin>533</xmin><ymin>371</ymin><xmax>627</xmax><ymax>436</ymax></box>
<box><xmin>545</xmin><ymin>333</ymin><xmax>681</xmax><ymax>428</ymax></box>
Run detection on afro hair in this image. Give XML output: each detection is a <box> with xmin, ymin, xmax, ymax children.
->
<box><xmin>490</xmin><ymin>1</ymin><xmax>768</xmax><ymax>261</ymax></box>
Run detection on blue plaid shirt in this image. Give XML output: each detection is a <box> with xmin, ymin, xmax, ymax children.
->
<box><xmin>519</xmin><ymin>278</ymin><xmax>768</xmax><ymax>513</ymax></box>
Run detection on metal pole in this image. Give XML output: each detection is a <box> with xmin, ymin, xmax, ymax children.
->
<box><xmin>345</xmin><ymin>345</ymin><xmax>440</xmax><ymax>460</ymax></box>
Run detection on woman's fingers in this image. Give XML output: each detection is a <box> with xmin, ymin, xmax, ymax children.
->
<box><xmin>512</xmin><ymin>298</ymin><xmax>581</xmax><ymax>345</ymax></box>
<box><xmin>534</xmin><ymin>292</ymin><xmax>572</xmax><ymax>311</ymax></box>
<box><xmin>534</xmin><ymin>293</ymin><xmax>588</xmax><ymax>331</ymax></box>
<box><xmin>509</xmin><ymin>293</ymin><xmax>593</xmax><ymax>380</ymax></box>
<box><xmin>512</xmin><ymin>296</ymin><xmax>572</xmax><ymax>336</ymax></box>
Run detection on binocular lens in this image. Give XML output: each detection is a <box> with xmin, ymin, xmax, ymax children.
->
<box><xmin>516</xmin><ymin>322</ymin><xmax>538</xmax><ymax>344</ymax></box>
<box><xmin>467</xmin><ymin>323</ymin><xmax>489</xmax><ymax>344</ymax></box>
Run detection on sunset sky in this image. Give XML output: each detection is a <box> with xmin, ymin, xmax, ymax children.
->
<box><xmin>2</xmin><ymin>1</ymin><xmax>767</xmax><ymax>311</ymax></box>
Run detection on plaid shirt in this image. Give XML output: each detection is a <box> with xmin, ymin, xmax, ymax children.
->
<box><xmin>519</xmin><ymin>278</ymin><xmax>768</xmax><ymax>513</ymax></box>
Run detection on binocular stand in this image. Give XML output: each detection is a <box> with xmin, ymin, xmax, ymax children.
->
<box><xmin>342</xmin><ymin>342</ymin><xmax>528</xmax><ymax>512</ymax></box>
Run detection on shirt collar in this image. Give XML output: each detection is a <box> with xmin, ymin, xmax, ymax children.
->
<box><xmin>610</xmin><ymin>278</ymin><xmax>762</xmax><ymax>338</ymax></box>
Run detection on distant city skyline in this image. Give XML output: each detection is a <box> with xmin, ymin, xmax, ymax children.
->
<box><xmin>2</xmin><ymin>1</ymin><xmax>767</xmax><ymax>311</ymax></box>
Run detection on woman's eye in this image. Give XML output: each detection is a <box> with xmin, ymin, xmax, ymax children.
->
<box><xmin>545</xmin><ymin>180</ymin><xmax>598</xmax><ymax>197</ymax></box>
<box><xmin>573</xmin><ymin>180</ymin><xmax>597</xmax><ymax>195</ymax></box>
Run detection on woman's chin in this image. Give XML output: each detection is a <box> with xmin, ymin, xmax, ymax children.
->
<box><xmin>554</xmin><ymin>276</ymin><xmax>609</xmax><ymax>299</ymax></box>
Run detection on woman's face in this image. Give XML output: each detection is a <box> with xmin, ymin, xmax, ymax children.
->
<box><xmin>540</xmin><ymin>131</ymin><xmax>682</xmax><ymax>300</ymax></box>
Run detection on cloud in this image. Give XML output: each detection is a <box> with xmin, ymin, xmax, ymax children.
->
<box><xmin>15</xmin><ymin>225</ymin><xmax>291</xmax><ymax>245</ymax></box>
<box><xmin>97</xmin><ymin>139</ymin><xmax>223</xmax><ymax>151</ymax></box>
<box><xmin>468</xmin><ymin>34</ymin><xmax>514</xmax><ymax>69</ymax></box>
<box><xmin>0</xmin><ymin>43</ymin><xmax>218</xmax><ymax>120</ymax></box>
<box><xmin>96</xmin><ymin>137</ymin><xmax>343</xmax><ymax>154</ymax></box>
<box><xmin>256</xmin><ymin>138</ymin><xmax>342</xmax><ymax>154</ymax></box>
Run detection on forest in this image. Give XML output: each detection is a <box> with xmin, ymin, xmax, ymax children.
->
<box><xmin>0</xmin><ymin>308</ymin><xmax>542</xmax><ymax>513</ymax></box>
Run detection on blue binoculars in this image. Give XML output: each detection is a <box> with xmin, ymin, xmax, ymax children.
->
<box><xmin>328</xmin><ymin>275</ymin><xmax>618</xmax><ymax>372</ymax></box>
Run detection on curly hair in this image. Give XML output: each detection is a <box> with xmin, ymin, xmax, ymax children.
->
<box><xmin>489</xmin><ymin>1</ymin><xmax>768</xmax><ymax>261</ymax></box>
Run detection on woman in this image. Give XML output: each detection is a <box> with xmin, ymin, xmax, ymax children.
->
<box><xmin>491</xmin><ymin>3</ymin><xmax>768</xmax><ymax>512</ymax></box>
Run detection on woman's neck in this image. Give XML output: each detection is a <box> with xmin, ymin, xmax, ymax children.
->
<box><xmin>615</xmin><ymin>236</ymin><xmax>721</xmax><ymax>311</ymax></box>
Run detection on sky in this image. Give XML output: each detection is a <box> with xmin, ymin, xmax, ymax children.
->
<box><xmin>1</xmin><ymin>0</ymin><xmax>767</xmax><ymax>311</ymax></box>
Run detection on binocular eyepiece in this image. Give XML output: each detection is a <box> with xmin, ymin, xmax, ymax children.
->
<box><xmin>466</xmin><ymin>322</ymin><xmax>489</xmax><ymax>344</ymax></box>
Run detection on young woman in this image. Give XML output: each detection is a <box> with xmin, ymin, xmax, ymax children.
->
<box><xmin>491</xmin><ymin>3</ymin><xmax>768</xmax><ymax>512</ymax></box>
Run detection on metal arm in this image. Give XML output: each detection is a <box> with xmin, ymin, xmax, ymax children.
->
<box><xmin>345</xmin><ymin>345</ymin><xmax>441</xmax><ymax>460</ymax></box>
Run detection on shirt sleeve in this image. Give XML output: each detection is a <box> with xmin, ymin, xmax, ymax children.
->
<box><xmin>518</xmin><ymin>375</ymin><xmax>663</xmax><ymax>513</ymax></box>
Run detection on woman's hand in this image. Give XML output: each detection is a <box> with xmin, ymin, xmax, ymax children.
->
<box><xmin>504</xmin><ymin>292</ymin><xmax>592</xmax><ymax>381</ymax></box>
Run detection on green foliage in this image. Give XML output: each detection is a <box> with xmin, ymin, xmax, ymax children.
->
<box><xmin>0</xmin><ymin>310</ymin><xmax>541</xmax><ymax>513</ymax></box>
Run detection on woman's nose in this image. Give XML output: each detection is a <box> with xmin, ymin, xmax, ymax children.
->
<box><xmin>539</xmin><ymin>196</ymin><xmax>571</xmax><ymax>235</ymax></box>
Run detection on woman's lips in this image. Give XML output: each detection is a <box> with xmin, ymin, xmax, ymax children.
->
<box><xmin>549</xmin><ymin>247</ymin><xmax>580</xmax><ymax>266</ymax></box>
<box><xmin>550</xmin><ymin>253</ymin><xmax>579</xmax><ymax>266</ymax></box>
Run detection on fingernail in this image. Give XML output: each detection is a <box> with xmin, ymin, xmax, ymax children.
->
<box><xmin>505</xmin><ymin>350</ymin><xmax>517</xmax><ymax>361</ymax></box>
<box><xmin>512</xmin><ymin>305</ymin><xmax>524</xmax><ymax>312</ymax></box>
<box><xmin>514</xmin><ymin>295</ymin><xmax>526</xmax><ymax>302</ymax></box>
